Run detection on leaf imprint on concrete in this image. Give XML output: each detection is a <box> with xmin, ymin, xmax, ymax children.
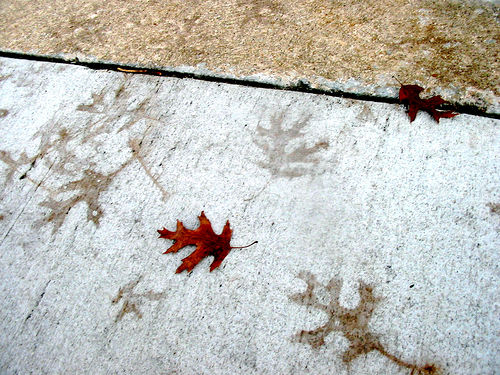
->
<box><xmin>487</xmin><ymin>203</ymin><xmax>500</xmax><ymax>215</ymax></box>
<box><xmin>38</xmin><ymin>163</ymin><xmax>132</xmax><ymax>233</ymax></box>
<box><xmin>111</xmin><ymin>276</ymin><xmax>166</xmax><ymax>322</ymax></box>
<box><xmin>0</xmin><ymin>150</ymin><xmax>35</xmax><ymax>186</ymax></box>
<box><xmin>254</xmin><ymin>112</ymin><xmax>328</xmax><ymax>178</ymax></box>
<box><xmin>237</xmin><ymin>0</ymin><xmax>285</xmax><ymax>25</ymax></box>
<box><xmin>1</xmin><ymin>93</ymin><xmax>169</xmax><ymax>232</ymax></box>
<box><xmin>290</xmin><ymin>271</ymin><xmax>440</xmax><ymax>375</ymax></box>
<box><xmin>77</xmin><ymin>78</ymin><xmax>158</xmax><ymax>134</ymax></box>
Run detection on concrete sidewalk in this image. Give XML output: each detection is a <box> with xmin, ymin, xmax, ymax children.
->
<box><xmin>0</xmin><ymin>57</ymin><xmax>498</xmax><ymax>374</ymax></box>
<box><xmin>0</xmin><ymin>0</ymin><xmax>498</xmax><ymax>113</ymax></box>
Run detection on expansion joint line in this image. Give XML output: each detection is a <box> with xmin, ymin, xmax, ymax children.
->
<box><xmin>0</xmin><ymin>50</ymin><xmax>497</xmax><ymax>120</ymax></box>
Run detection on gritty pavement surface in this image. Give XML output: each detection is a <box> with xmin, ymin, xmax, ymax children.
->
<box><xmin>0</xmin><ymin>0</ymin><xmax>498</xmax><ymax>113</ymax></box>
<box><xmin>0</xmin><ymin>57</ymin><xmax>499</xmax><ymax>374</ymax></box>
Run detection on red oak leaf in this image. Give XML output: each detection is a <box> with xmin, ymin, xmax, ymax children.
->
<box><xmin>158</xmin><ymin>211</ymin><xmax>257</xmax><ymax>273</ymax></box>
<box><xmin>399</xmin><ymin>84</ymin><xmax>458</xmax><ymax>123</ymax></box>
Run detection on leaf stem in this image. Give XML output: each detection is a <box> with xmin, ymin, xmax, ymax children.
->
<box><xmin>231</xmin><ymin>241</ymin><xmax>258</xmax><ymax>249</ymax></box>
<box><xmin>392</xmin><ymin>75</ymin><xmax>404</xmax><ymax>86</ymax></box>
<box><xmin>373</xmin><ymin>343</ymin><xmax>439</xmax><ymax>374</ymax></box>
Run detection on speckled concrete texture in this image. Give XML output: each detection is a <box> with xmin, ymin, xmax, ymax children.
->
<box><xmin>0</xmin><ymin>0</ymin><xmax>498</xmax><ymax>112</ymax></box>
<box><xmin>0</xmin><ymin>57</ymin><xmax>499</xmax><ymax>374</ymax></box>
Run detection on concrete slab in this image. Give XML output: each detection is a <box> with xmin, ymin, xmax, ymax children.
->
<box><xmin>0</xmin><ymin>0</ymin><xmax>498</xmax><ymax>113</ymax></box>
<box><xmin>0</xmin><ymin>57</ymin><xmax>499</xmax><ymax>374</ymax></box>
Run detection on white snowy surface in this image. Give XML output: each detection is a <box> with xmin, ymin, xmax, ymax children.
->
<box><xmin>0</xmin><ymin>57</ymin><xmax>499</xmax><ymax>374</ymax></box>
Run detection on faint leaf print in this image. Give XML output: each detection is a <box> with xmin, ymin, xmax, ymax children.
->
<box><xmin>129</xmin><ymin>138</ymin><xmax>169</xmax><ymax>201</ymax></box>
<box><xmin>254</xmin><ymin>112</ymin><xmax>328</xmax><ymax>178</ymax></box>
<box><xmin>291</xmin><ymin>271</ymin><xmax>440</xmax><ymax>375</ymax></box>
<box><xmin>290</xmin><ymin>272</ymin><xmax>381</xmax><ymax>356</ymax></box>
<box><xmin>76</xmin><ymin>92</ymin><xmax>105</xmax><ymax>114</ymax></box>
<box><xmin>1</xmin><ymin>73</ymin><xmax>169</xmax><ymax>234</ymax></box>
<box><xmin>173</xmin><ymin>12</ymin><xmax>202</xmax><ymax>46</ymax></box>
<box><xmin>487</xmin><ymin>202</ymin><xmax>500</xmax><ymax>215</ymax></box>
<box><xmin>237</xmin><ymin>0</ymin><xmax>285</xmax><ymax>25</ymax></box>
<box><xmin>77</xmin><ymin>78</ymin><xmax>158</xmax><ymax>134</ymax></box>
<box><xmin>0</xmin><ymin>127</ymin><xmax>75</xmax><ymax>188</ymax></box>
<box><xmin>0</xmin><ymin>150</ymin><xmax>34</xmax><ymax>185</ymax></box>
<box><xmin>38</xmin><ymin>163</ymin><xmax>131</xmax><ymax>233</ymax></box>
<box><xmin>112</xmin><ymin>276</ymin><xmax>165</xmax><ymax>322</ymax></box>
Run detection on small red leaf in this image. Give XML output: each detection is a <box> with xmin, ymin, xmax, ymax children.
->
<box><xmin>398</xmin><ymin>83</ymin><xmax>458</xmax><ymax>123</ymax></box>
<box><xmin>158</xmin><ymin>212</ymin><xmax>256</xmax><ymax>273</ymax></box>
<box><xmin>399</xmin><ymin>84</ymin><xmax>424</xmax><ymax>102</ymax></box>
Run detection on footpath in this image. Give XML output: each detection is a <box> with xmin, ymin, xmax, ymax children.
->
<box><xmin>0</xmin><ymin>1</ymin><xmax>498</xmax><ymax>374</ymax></box>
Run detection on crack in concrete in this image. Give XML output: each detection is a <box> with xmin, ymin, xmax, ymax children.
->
<box><xmin>24</xmin><ymin>280</ymin><xmax>51</xmax><ymax>322</ymax></box>
<box><xmin>0</xmin><ymin>158</ymin><xmax>56</xmax><ymax>247</ymax></box>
